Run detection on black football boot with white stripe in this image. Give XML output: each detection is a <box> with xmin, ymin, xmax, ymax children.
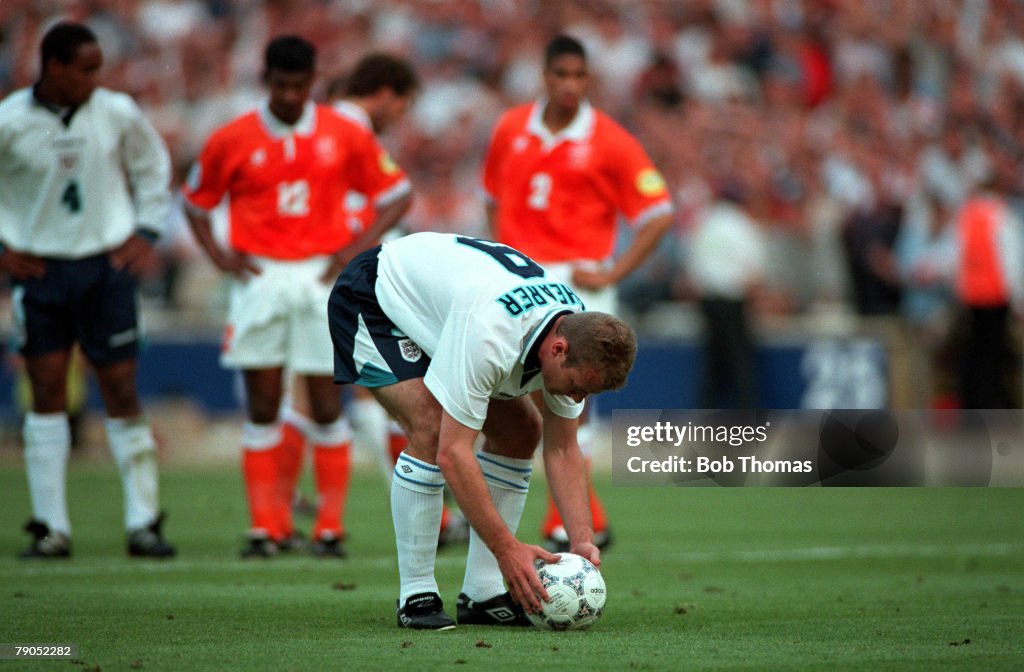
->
<box><xmin>396</xmin><ymin>592</ymin><xmax>456</xmax><ymax>630</ymax></box>
<box><xmin>456</xmin><ymin>592</ymin><xmax>531</xmax><ymax>626</ymax></box>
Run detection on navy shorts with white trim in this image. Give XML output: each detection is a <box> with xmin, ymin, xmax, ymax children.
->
<box><xmin>328</xmin><ymin>245</ymin><xmax>431</xmax><ymax>387</ymax></box>
<box><xmin>11</xmin><ymin>253</ymin><xmax>141</xmax><ymax>366</ymax></box>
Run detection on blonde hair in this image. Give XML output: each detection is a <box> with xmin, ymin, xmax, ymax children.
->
<box><xmin>556</xmin><ymin>312</ymin><xmax>637</xmax><ymax>390</ymax></box>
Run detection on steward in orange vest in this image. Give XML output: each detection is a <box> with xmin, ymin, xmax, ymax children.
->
<box><xmin>954</xmin><ymin>189</ymin><xmax>1023</xmax><ymax>408</ymax></box>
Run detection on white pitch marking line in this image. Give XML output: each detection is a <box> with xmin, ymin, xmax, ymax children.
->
<box><xmin>1</xmin><ymin>554</ymin><xmax>466</xmax><ymax>578</ymax></box>
<box><xmin>3</xmin><ymin>543</ymin><xmax>1021</xmax><ymax>578</ymax></box>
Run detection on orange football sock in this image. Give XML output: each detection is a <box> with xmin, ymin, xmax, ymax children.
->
<box><xmin>439</xmin><ymin>503</ymin><xmax>451</xmax><ymax>533</ymax></box>
<box><xmin>541</xmin><ymin>493</ymin><xmax>562</xmax><ymax>538</ymax></box>
<box><xmin>584</xmin><ymin>457</ymin><xmax>607</xmax><ymax>532</ymax></box>
<box><xmin>312</xmin><ymin>443</ymin><xmax>351</xmax><ymax>540</ymax></box>
<box><xmin>388</xmin><ymin>430</ymin><xmax>408</xmax><ymax>465</ymax></box>
<box><xmin>541</xmin><ymin>459</ymin><xmax>607</xmax><ymax>536</ymax></box>
<box><xmin>277</xmin><ymin>422</ymin><xmax>306</xmax><ymax>538</ymax></box>
<box><xmin>587</xmin><ymin>486</ymin><xmax>607</xmax><ymax>533</ymax></box>
<box><xmin>243</xmin><ymin>447</ymin><xmax>282</xmax><ymax>538</ymax></box>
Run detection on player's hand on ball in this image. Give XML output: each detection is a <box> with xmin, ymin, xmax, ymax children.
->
<box><xmin>496</xmin><ymin>539</ymin><xmax>560</xmax><ymax>614</ymax></box>
<box><xmin>570</xmin><ymin>541</ymin><xmax>601</xmax><ymax>569</ymax></box>
<box><xmin>530</xmin><ymin>553</ymin><xmax>607</xmax><ymax>630</ymax></box>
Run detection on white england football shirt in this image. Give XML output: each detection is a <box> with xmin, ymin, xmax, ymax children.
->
<box><xmin>0</xmin><ymin>87</ymin><xmax>171</xmax><ymax>258</ymax></box>
<box><xmin>375</xmin><ymin>232</ymin><xmax>587</xmax><ymax>430</ymax></box>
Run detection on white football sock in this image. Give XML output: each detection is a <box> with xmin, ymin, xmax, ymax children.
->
<box><xmin>349</xmin><ymin>397</ymin><xmax>390</xmax><ymax>478</ymax></box>
<box><xmin>306</xmin><ymin>416</ymin><xmax>351</xmax><ymax>447</ymax></box>
<box><xmin>461</xmin><ymin>452</ymin><xmax>532</xmax><ymax>601</ymax></box>
<box><xmin>242</xmin><ymin>421</ymin><xmax>283</xmax><ymax>449</ymax></box>
<box><xmin>106</xmin><ymin>417</ymin><xmax>159</xmax><ymax>532</ymax></box>
<box><xmin>23</xmin><ymin>412</ymin><xmax>72</xmax><ymax>536</ymax></box>
<box><xmin>392</xmin><ymin>452</ymin><xmax>445</xmax><ymax>605</ymax></box>
<box><xmin>281</xmin><ymin>403</ymin><xmax>315</xmax><ymax>437</ymax></box>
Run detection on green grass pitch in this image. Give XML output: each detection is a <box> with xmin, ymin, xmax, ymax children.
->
<box><xmin>1</xmin><ymin>462</ymin><xmax>1022</xmax><ymax>671</ymax></box>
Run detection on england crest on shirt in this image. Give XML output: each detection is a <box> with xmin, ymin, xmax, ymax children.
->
<box><xmin>59</xmin><ymin>152</ymin><xmax>79</xmax><ymax>171</ymax></box>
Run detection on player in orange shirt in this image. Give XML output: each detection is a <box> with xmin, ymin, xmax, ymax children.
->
<box><xmin>318</xmin><ymin>56</ymin><xmax>470</xmax><ymax>549</ymax></box>
<box><xmin>277</xmin><ymin>53</ymin><xmax>466</xmax><ymax>547</ymax></box>
<box><xmin>324</xmin><ymin>55</ymin><xmax>419</xmax><ymax>480</ymax></box>
<box><xmin>482</xmin><ymin>34</ymin><xmax>675</xmax><ymax>552</ymax></box>
<box><xmin>183</xmin><ymin>36</ymin><xmax>412</xmax><ymax>558</ymax></box>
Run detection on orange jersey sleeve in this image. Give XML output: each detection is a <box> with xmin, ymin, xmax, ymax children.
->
<box><xmin>483</xmin><ymin>105</ymin><xmax>672</xmax><ymax>263</ymax></box>
<box><xmin>183</xmin><ymin>106</ymin><xmax>407</xmax><ymax>260</ymax></box>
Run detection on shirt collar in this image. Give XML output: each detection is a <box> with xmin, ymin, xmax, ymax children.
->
<box><xmin>333</xmin><ymin>100</ymin><xmax>372</xmax><ymax>131</ymax></box>
<box><xmin>258</xmin><ymin>100</ymin><xmax>316</xmax><ymax>138</ymax></box>
<box><xmin>31</xmin><ymin>84</ymin><xmax>78</xmax><ymax>125</ymax></box>
<box><xmin>525</xmin><ymin>98</ymin><xmax>595</xmax><ymax>148</ymax></box>
<box><xmin>519</xmin><ymin>309</ymin><xmax>574</xmax><ymax>387</ymax></box>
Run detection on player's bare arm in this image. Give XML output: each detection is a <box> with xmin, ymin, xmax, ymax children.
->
<box><xmin>435</xmin><ymin>409</ymin><xmax>558</xmax><ymax>613</ymax></box>
<box><xmin>571</xmin><ymin>212</ymin><xmax>674</xmax><ymax>290</ymax></box>
<box><xmin>320</xmin><ymin>191</ymin><xmax>412</xmax><ymax>282</ymax></box>
<box><xmin>0</xmin><ymin>245</ymin><xmax>46</xmax><ymax>279</ymax></box>
<box><xmin>184</xmin><ymin>209</ymin><xmax>261</xmax><ymax>279</ymax></box>
<box><xmin>541</xmin><ymin>406</ymin><xmax>600</xmax><ymax>567</ymax></box>
<box><xmin>109</xmin><ymin>232</ymin><xmax>156</xmax><ymax>275</ymax></box>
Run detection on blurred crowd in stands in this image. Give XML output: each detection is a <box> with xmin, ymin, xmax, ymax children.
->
<box><xmin>3</xmin><ymin>0</ymin><xmax>1024</xmax><ymax>406</ymax></box>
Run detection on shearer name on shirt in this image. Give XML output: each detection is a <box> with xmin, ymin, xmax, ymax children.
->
<box><xmin>495</xmin><ymin>282</ymin><xmax>583</xmax><ymax>317</ymax></box>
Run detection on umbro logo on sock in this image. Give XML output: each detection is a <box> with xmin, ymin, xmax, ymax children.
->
<box><xmin>401</xmin><ymin>465</ymin><xmax>413</xmax><ymax>474</ymax></box>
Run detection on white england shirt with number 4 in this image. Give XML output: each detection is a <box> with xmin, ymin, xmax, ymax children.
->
<box><xmin>0</xmin><ymin>87</ymin><xmax>171</xmax><ymax>258</ymax></box>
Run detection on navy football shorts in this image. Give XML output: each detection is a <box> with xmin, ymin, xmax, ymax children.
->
<box><xmin>328</xmin><ymin>245</ymin><xmax>430</xmax><ymax>387</ymax></box>
<box><xmin>11</xmin><ymin>253</ymin><xmax>142</xmax><ymax>366</ymax></box>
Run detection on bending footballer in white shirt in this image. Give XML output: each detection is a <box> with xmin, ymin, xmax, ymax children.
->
<box><xmin>328</xmin><ymin>231</ymin><xmax>637</xmax><ymax>630</ymax></box>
